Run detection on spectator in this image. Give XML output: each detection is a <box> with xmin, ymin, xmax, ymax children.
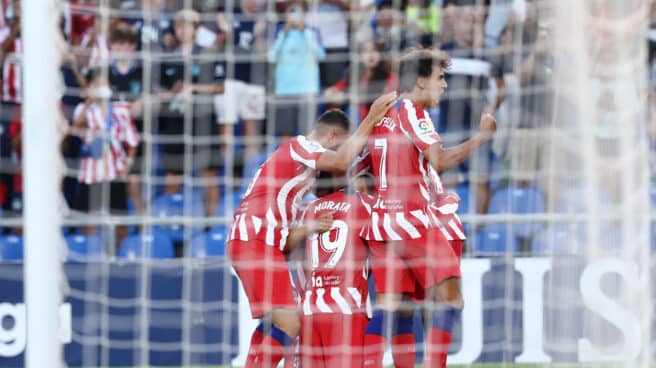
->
<box><xmin>71</xmin><ymin>68</ymin><xmax>140</xmax><ymax>245</ymax></box>
<box><xmin>79</xmin><ymin>16</ymin><xmax>111</xmax><ymax>70</ymax></box>
<box><xmin>355</xmin><ymin>0</ymin><xmax>404</xmax><ymax>52</ymax></box>
<box><xmin>437</xmin><ymin>1</ymin><xmax>499</xmax><ymax>214</ymax></box>
<box><xmin>67</xmin><ymin>0</ymin><xmax>97</xmax><ymax>46</ymax></box>
<box><xmin>309</xmin><ymin>0</ymin><xmax>351</xmax><ymax>87</ymax></box>
<box><xmin>267</xmin><ymin>0</ymin><xmax>325</xmax><ymax>136</ymax></box>
<box><xmin>216</xmin><ymin>0</ymin><xmax>267</xmax><ymax>158</ymax></box>
<box><xmin>123</xmin><ymin>0</ymin><xmax>177</xmax><ymax>52</ymax></box>
<box><xmin>157</xmin><ymin>9</ymin><xmax>225</xmax><ymax>216</ymax></box>
<box><xmin>323</xmin><ymin>39</ymin><xmax>397</xmax><ymax>122</ymax></box>
<box><xmin>405</xmin><ymin>0</ymin><xmax>441</xmax><ymax>47</ymax></box>
<box><xmin>0</xmin><ymin>0</ymin><xmax>21</xmax><ymax>209</ymax></box>
<box><xmin>108</xmin><ymin>22</ymin><xmax>145</xmax><ymax>215</ymax></box>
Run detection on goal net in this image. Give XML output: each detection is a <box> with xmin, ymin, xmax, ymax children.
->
<box><xmin>3</xmin><ymin>0</ymin><xmax>653</xmax><ymax>367</ymax></box>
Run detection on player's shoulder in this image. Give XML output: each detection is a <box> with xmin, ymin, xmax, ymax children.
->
<box><xmin>291</xmin><ymin>135</ymin><xmax>326</xmax><ymax>154</ymax></box>
<box><xmin>400</xmin><ymin>98</ymin><xmax>429</xmax><ymax>121</ymax></box>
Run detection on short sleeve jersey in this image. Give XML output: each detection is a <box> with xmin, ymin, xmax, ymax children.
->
<box><xmin>229</xmin><ymin>136</ymin><xmax>326</xmax><ymax>249</ymax></box>
<box><xmin>301</xmin><ymin>191</ymin><xmax>370</xmax><ymax>315</ymax></box>
<box><xmin>364</xmin><ymin>98</ymin><xmax>442</xmax><ymax>241</ymax></box>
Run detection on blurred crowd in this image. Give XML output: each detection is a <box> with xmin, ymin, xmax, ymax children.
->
<box><xmin>0</xmin><ymin>0</ymin><xmax>654</xmax><ymax>257</ymax></box>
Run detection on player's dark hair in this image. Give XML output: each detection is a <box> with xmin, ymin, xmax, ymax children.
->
<box><xmin>110</xmin><ymin>22</ymin><xmax>138</xmax><ymax>44</ymax></box>
<box><xmin>398</xmin><ymin>48</ymin><xmax>451</xmax><ymax>93</ymax></box>
<box><xmin>315</xmin><ymin>109</ymin><xmax>351</xmax><ymax>132</ymax></box>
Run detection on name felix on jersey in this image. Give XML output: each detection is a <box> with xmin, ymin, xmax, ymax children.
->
<box><xmin>313</xmin><ymin>200</ymin><xmax>351</xmax><ymax>214</ymax></box>
<box><xmin>376</xmin><ymin>116</ymin><xmax>396</xmax><ymax>131</ymax></box>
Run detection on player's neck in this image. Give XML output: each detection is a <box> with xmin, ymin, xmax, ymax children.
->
<box><xmin>400</xmin><ymin>91</ymin><xmax>428</xmax><ymax>109</ymax></box>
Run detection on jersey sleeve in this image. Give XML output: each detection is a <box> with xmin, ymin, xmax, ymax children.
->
<box><xmin>399</xmin><ymin>100</ymin><xmax>441</xmax><ymax>152</ymax></box>
<box><xmin>289</xmin><ymin>135</ymin><xmax>327</xmax><ymax>169</ymax></box>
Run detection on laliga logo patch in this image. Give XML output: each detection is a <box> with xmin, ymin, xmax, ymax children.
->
<box><xmin>417</xmin><ymin>119</ymin><xmax>432</xmax><ymax>133</ymax></box>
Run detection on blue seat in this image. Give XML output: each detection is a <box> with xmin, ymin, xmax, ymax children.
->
<box><xmin>0</xmin><ymin>235</ymin><xmax>23</xmax><ymax>261</ymax></box>
<box><xmin>215</xmin><ymin>189</ymin><xmax>245</xmax><ymax>218</ymax></box>
<box><xmin>65</xmin><ymin>234</ymin><xmax>105</xmax><ymax>262</ymax></box>
<box><xmin>531</xmin><ymin>226</ymin><xmax>579</xmax><ymax>255</ymax></box>
<box><xmin>474</xmin><ymin>225</ymin><xmax>518</xmax><ymax>255</ymax></box>
<box><xmin>453</xmin><ymin>183</ymin><xmax>472</xmax><ymax>214</ymax></box>
<box><xmin>242</xmin><ymin>151</ymin><xmax>268</xmax><ymax>183</ymax></box>
<box><xmin>152</xmin><ymin>192</ymin><xmax>204</xmax><ymax>243</ymax></box>
<box><xmin>555</xmin><ymin>187</ymin><xmax>613</xmax><ymax>213</ymax></box>
<box><xmin>118</xmin><ymin>232</ymin><xmax>174</xmax><ymax>260</ymax></box>
<box><xmin>487</xmin><ymin>186</ymin><xmax>545</xmax><ymax>240</ymax></box>
<box><xmin>187</xmin><ymin>226</ymin><xmax>228</xmax><ymax>258</ymax></box>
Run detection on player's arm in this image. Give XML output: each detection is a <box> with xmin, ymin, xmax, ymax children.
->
<box><xmin>424</xmin><ymin>113</ymin><xmax>497</xmax><ymax>173</ymax></box>
<box><xmin>316</xmin><ymin>91</ymin><xmax>397</xmax><ymax>172</ymax></box>
<box><xmin>283</xmin><ymin>212</ymin><xmax>335</xmax><ymax>254</ymax></box>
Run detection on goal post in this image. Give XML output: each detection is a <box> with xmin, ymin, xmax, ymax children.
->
<box><xmin>22</xmin><ymin>0</ymin><xmax>64</xmax><ymax>367</ymax></box>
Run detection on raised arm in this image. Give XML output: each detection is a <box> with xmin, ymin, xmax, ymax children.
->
<box><xmin>316</xmin><ymin>91</ymin><xmax>397</xmax><ymax>172</ymax></box>
<box><xmin>424</xmin><ymin>113</ymin><xmax>497</xmax><ymax>173</ymax></box>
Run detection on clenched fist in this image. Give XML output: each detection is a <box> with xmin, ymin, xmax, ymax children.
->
<box><xmin>479</xmin><ymin>113</ymin><xmax>497</xmax><ymax>141</ymax></box>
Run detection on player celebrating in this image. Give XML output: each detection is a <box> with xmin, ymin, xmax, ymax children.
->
<box><xmin>362</xmin><ymin>48</ymin><xmax>496</xmax><ymax>368</ymax></box>
<box><xmin>227</xmin><ymin>92</ymin><xmax>396</xmax><ymax>368</ymax></box>
<box><xmin>285</xmin><ymin>171</ymin><xmax>372</xmax><ymax>368</ymax></box>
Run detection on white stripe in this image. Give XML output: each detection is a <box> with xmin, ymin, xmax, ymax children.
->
<box><xmin>404</xmin><ymin>100</ymin><xmax>439</xmax><ymax>147</ymax></box>
<box><xmin>371</xmin><ymin>212</ymin><xmax>383</xmax><ymax>241</ymax></box>
<box><xmin>277</xmin><ymin>168</ymin><xmax>314</xmax><ymax>227</ymax></box>
<box><xmin>433</xmin><ymin>203</ymin><xmax>459</xmax><ymax>215</ymax></box>
<box><xmin>417</xmin><ymin>153</ymin><xmax>431</xmax><ymax>202</ymax></box>
<box><xmin>439</xmin><ymin>225</ymin><xmax>454</xmax><ymax>241</ymax></box>
<box><xmin>297</xmin><ymin>135</ymin><xmax>326</xmax><ymax>153</ymax></box>
<box><xmin>230</xmin><ymin>217</ymin><xmax>238</xmax><ymax>240</ymax></box>
<box><xmin>427</xmin><ymin>207</ymin><xmax>441</xmax><ymax>227</ymax></box>
<box><xmin>265</xmin><ymin>208</ymin><xmax>277</xmax><ymax>246</ymax></box>
<box><xmin>303</xmin><ymin>290</ymin><xmax>313</xmax><ymax>315</ymax></box>
<box><xmin>315</xmin><ymin>288</ymin><xmax>332</xmax><ymax>313</ymax></box>
<box><xmin>238</xmin><ymin>214</ymin><xmax>248</xmax><ymax>241</ymax></box>
<box><xmin>279</xmin><ymin>227</ymin><xmax>289</xmax><ymax>251</ymax></box>
<box><xmin>252</xmin><ymin>216</ymin><xmax>262</xmax><ymax>234</ymax></box>
<box><xmin>289</xmin><ymin>146</ymin><xmax>317</xmax><ymax>169</ymax></box>
<box><xmin>449</xmin><ymin>219</ymin><xmax>467</xmax><ymax>240</ymax></box>
<box><xmin>446</xmin><ymin>57</ymin><xmax>491</xmax><ymax>77</ymax></box>
<box><xmin>347</xmin><ymin>287</ymin><xmax>363</xmax><ymax>308</ymax></box>
<box><xmin>359</xmin><ymin>195</ymin><xmax>372</xmax><ymax>214</ymax></box>
<box><xmin>396</xmin><ymin>212</ymin><xmax>421</xmax><ymax>239</ymax></box>
<box><xmin>383</xmin><ymin>213</ymin><xmax>402</xmax><ymax>240</ymax></box>
<box><xmin>410</xmin><ymin>210</ymin><xmax>430</xmax><ymax>228</ymax></box>
<box><xmin>331</xmin><ymin>288</ymin><xmax>352</xmax><ymax>315</ymax></box>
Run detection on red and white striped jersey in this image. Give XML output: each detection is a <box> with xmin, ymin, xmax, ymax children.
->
<box><xmin>362</xmin><ymin>98</ymin><xmax>442</xmax><ymax>241</ymax></box>
<box><xmin>80</xmin><ymin>30</ymin><xmax>109</xmax><ymax>69</ymax></box>
<box><xmin>301</xmin><ymin>191</ymin><xmax>369</xmax><ymax>316</ymax></box>
<box><xmin>228</xmin><ymin>136</ymin><xmax>327</xmax><ymax>249</ymax></box>
<box><xmin>427</xmin><ymin>166</ymin><xmax>466</xmax><ymax>241</ymax></box>
<box><xmin>0</xmin><ymin>25</ymin><xmax>21</xmax><ymax>103</ymax></box>
<box><xmin>74</xmin><ymin>101</ymin><xmax>140</xmax><ymax>184</ymax></box>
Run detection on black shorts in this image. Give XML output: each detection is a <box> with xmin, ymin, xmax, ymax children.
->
<box><xmin>74</xmin><ymin>181</ymin><xmax>129</xmax><ymax>215</ymax></box>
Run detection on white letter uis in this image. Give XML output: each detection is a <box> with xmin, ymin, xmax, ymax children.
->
<box><xmin>448</xmin><ymin>258</ymin><xmax>490</xmax><ymax>364</ymax></box>
<box><xmin>578</xmin><ymin>259</ymin><xmax>642</xmax><ymax>362</ymax></box>
<box><xmin>515</xmin><ymin>257</ymin><xmax>551</xmax><ymax>363</ymax></box>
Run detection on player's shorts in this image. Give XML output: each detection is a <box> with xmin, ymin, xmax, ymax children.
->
<box><xmin>410</xmin><ymin>239</ymin><xmax>463</xmax><ymax>301</ymax></box>
<box><xmin>226</xmin><ymin>239</ymin><xmax>296</xmax><ymax>318</ymax></box>
<box><xmin>300</xmin><ymin>313</ymin><xmax>368</xmax><ymax>368</ymax></box>
<box><xmin>214</xmin><ymin>79</ymin><xmax>266</xmax><ymax>125</ymax></box>
<box><xmin>368</xmin><ymin>228</ymin><xmax>461</xmax><ymax>295</ymax></box>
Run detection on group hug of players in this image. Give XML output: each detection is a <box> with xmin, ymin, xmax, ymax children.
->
<box><xmin>226</xmin><ymin>48</ymin><xmax>497</xmax><ymax>368</ymax></box>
